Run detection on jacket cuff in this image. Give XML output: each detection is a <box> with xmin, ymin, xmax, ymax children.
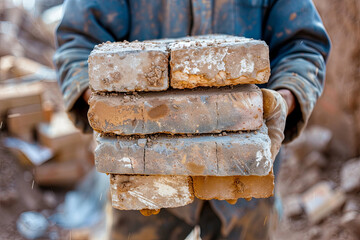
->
<box><xmin>267</xmin><ymin>74</ymin><xmax>319</xmax><ymax>143</ymax></box>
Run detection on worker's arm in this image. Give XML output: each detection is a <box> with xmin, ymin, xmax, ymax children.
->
<box><xmin>53</xmin><ymin>0</ymin><xmax>129</xmax><ymax>133</ymax></box>
<box><xmin>264</xmin><ymin>0</ymin><xmax>331</xmax><ymax>143</ymax></box>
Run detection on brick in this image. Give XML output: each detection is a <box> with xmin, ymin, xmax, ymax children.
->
<box><xmin>0</xmin><ymin>82</ymin><xmax>42</xmax><ymax>115</ymax></box>
<box><xmin>301</xmin><ymin>181</ymin><xmax>346</xmax><ymax>223</ymax></box>
<box><xmin>7</xmin><ymin>104</ymin><xmax>44</xmax><ymax>142</ymax></box>
<box><xmin>34</xmin><ymin>160</ymin><xmax>87</xmax><ymax>186</ymax></box>
<box><xmin>110</xmin><ymin>174</ymin><xmax>194</xmax><ymax>210</ymax></box>
<box><xmin>169</xmin><ymin>37</ymin><xmax>270</xmax><ymax>89</ymax></box>
<box><xmin>37</xmin><ymin>112</ymin><xmax>82</xmax><ymax>152</ymax></box>
<box><xmin>88</xmin><ymin>41</ymin><xmax>169</xmax><ymax>92</ymax></box>
<box><xmin>88</xmin><ymin>85</ymin><xmax>263</xmax><ymax>135</ymax></box>
<box><xmin>95</xmin><ymin>123</ymin><xmax>272</xmax><ymax>176</ymax></box>
<box><xmin>192</xmin><ymin>173</ymin><xmax>274</xmax><ymax>200</ymax></box>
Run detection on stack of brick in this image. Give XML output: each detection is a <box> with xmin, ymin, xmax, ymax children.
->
<box><xmin>0</xmin><ymin>81</ymin><xmax>91</xmax><ymax>186</ymax></box>
<box><xmin>88</xmin><ymin>35</ymin><xmax>285</xmax><ymax>213</ymax></box>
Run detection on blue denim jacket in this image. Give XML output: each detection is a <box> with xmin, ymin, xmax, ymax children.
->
<box><xmin>54</xmin><ymin>0</ymin><xmax>330</xmax><ymax>236</ymax></box>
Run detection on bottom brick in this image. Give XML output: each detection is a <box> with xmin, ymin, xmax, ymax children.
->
<box><xmin>192</xmin><ymin>173</ymin><xmax>274</xmax><ymax>200</ymax></box>
<box><xmin>110</xmin><ymin>174</ymin><xmax>194</xmax><ymax>210</ymax></box>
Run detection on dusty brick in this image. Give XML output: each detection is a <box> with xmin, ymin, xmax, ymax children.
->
<box><xmin>88</xmin><ymin>41</ymin><xmax>169</xmax><ymax>92</ymax></box>
<box><xmin>94</xmin><ymin>134</ymin><xmax>145</xmax><ymax>175</ymax></box>
<box><xmin>95</xmin><ymin>123</ymin><xmax>272</xmax><ymax>176</ymax></box>
<box><xmin>7</xmin><ymin>104</ymin><xmax>44</xmax><ymax>142</ymax></box>
<box><xmin>169</xmin><ymin>37</ymin><xmax>270</xmax><ymax>89</ymax></box>
<box><xmin>88</xmin><ymin>85</ymin><xmax>263</xmax><ymax>135</ymax></box>
<box><xmin>301</xmin><ymin>181</ymin><xmax>346</xmax><ymax>223</ymax></box>
<box><xmin>110</xmin><ymin>174</ymin><xmax>194</xmax><ymax>210</ymax></box>
<box><xmin>37</xmin><ymin>112</ymin><xmax>82</xmax><ymax>152</ymax></box>
<box><xmin>0</xmin><ymin>82</ymin><xmax>42</xmax><ymax>115</ymax></box>
<box><xmin>192</xmin><ymin>173</ymin><xmax>274</xmax><ymax>200</ymax></box>
<box><xmin>35</xmin><ymin>160</ymin><xmax>86</xmax><ymax>187</ymax></box>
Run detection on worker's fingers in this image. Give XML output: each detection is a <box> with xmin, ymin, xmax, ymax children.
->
<box><xmin>277</xmin><ymin>89</ymin><xmax>296</xmax><ymax>116</ymax></box>
<box><xmin>261</xmin><ymin>89</ymin><xmax>288</xmax><ymax>161</ymax></box>
<box><xmin>82</xmin><ymin>88</ymin><xmax>91</xmax><ymax>104</ymax></box>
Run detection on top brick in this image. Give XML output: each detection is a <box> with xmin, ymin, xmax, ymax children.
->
<box><xmin>169</xmin><ymin>36</ymin><xmax>270</xmax><ymax>89</ymax></box>
<box><xmin>88</xmin><ymin>41</ymin><xmax>169</xmax><ymax>92</ymax></box>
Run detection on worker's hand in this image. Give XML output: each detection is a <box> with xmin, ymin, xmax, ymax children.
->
<box><xmin>261</xmin><ymin>89</ymin><xmax>288</xmax><ymax>160</ymax></box>
<box><xmin>82</xmin><ymin>88</ymin><xmax>91</xmax><ymax>103</ymax></box>
<box><xmin>276</xmin><ymin>89</ymin><xmax>296</xmax><ymax>116</ymax></box>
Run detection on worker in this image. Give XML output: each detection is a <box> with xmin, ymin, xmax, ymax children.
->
<box><xmin>54</xmin><ymin>0</ymin><xmax>330</xmax><ymax>239</ymax></box>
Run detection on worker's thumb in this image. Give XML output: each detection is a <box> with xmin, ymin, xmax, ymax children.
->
<box><xmin>261</xmin><ymin>89</ymin><xmax>288</xmax><ymax>161</ymax></box>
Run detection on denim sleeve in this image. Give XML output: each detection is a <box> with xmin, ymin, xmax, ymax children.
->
<box><xmin>53</xmin><ymin>0</ymin><xmax>129</xmax><ymax>133</ymax></box>
<box><xmin>263</xmin><ymin>0</ymin><xmax>331</xmax><ymax>143</ymax></box>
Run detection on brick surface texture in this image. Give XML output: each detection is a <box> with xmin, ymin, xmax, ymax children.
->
<box><xmin>88</xmin><ymin>85</ymin><xmax>263</xmax><ymax>135</ymax></box>
<box><xmin>169</xmin><ymin>37</ymin><xmax>270</xmax><ymax>89</ymax></box>
<box><xmin>192</xmin><ymin>173</ymin><xmax>274</xmax><ymax>200</ymax></box>
<box><xmin>95</xmin><ymin>123</ymin><xmax>272</xmax><ymax>176</ymax></box>
<box><xmin>88</xmin><ymin>42</ymin><xmax>169</xmax><ymax>92</ymax></box>
<box><xmin>110</xmin><ymin>174</ymin><xmax>194</xmax><ymax>210</ymax></box>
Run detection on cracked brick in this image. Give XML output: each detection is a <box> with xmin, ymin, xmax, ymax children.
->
<box><xmin>95</xmin><ymin>123</ymin><xmax>272</xmax><ymax>176</ymax></box>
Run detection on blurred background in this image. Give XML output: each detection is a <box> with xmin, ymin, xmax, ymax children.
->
<box><xmin>0</xmin><ymin>0</ymin><xmax>359</xmax><ymax>239</ymax></box>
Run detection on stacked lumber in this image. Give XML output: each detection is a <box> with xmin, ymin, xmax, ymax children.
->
<box><xmin>88</xmin><ymin>35</ymin><xmax>285</xmax><ymax>214</ymax></box>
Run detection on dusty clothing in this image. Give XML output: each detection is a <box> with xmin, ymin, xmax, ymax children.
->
<box><xmin>54</xmin><ymin>0</ymin><xmax>330</xmax><ymax>238</ymax></box>
<box><xmin>54</xmin><ymin>0</ymin><xmax>330</xmax><ymax>143</ymax></box>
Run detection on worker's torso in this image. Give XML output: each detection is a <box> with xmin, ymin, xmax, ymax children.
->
<box><xmin>113</xmin><ymin>0</ymin><xmax>269</xmax><ymax>41</ymax></box>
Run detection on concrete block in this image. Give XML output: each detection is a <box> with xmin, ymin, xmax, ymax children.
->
<box><xmin>88</xmin><ymin>41</ymin><xmax>169</xmax><ymax>92</ymax></box>
<box><xmin>110</xmin><ymin>174</ymin><xmax>194</xmax><ymax>210</ymax></box>
<box><xmin>88</xmin><ymin>85</ymin><xmax>263</xmax><ymax>135</ymax></box>
<box><xmin>95</xmin><ymin>123</ymin><xmax>272</xmax><ymax>176</ymax></box>
<box><xmin>169</xmin><ymin>37</ymin><xmax>270</xmax><ymax>89</ymax></box>
<box><xmin>192</xmin><ymin>173</ymin><xmax>274</xmax><ymax>200</ymax></box>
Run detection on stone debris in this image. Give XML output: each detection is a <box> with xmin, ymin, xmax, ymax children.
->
<box><xmin>341</xmin><ymin>199</ymin><xmax>360</xmax><ymax>236</ymax></box>
<box><xmin>340</xmin><ymin>158</ymin><xmax>360</xmax><ymax>193</ymax></box>
<box><xmin>283</xmin><ymin>195</ymin><xmax>303</xmax><ymax>218</ymax></box>
<box><xmin>301</xmin><ymin>181</ymin><xmax>346</xmax><ymax>223</ymax></box>
<box><xmin>288</xmin><ymin>126</ymin><xmax>332</xmax><ymax>159</ymax></box>
<box><xmin>110</xmin><ymin>175</ymin><xmax>194</xmax><ymax>210</ymax></box>
<box><xmin>304</xmin><ymin>151</ymin><xmax>327</xmax><ymax>169</ymax></box>
<box><xmin>88</xmin><ymin>85</ymin><xmax>263</xmax><ymax>135</ymax></box>
<box><xmin>95</xmin><ymin>123</ymin><xmax>272</xmax><ymax>176</ymax></box>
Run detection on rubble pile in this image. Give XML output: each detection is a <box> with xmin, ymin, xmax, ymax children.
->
<box><xmin>88</xmin><ymin>35</ymin><xmax>287</xmax><ymax>213</ymax></box>
<box><xmin>274</xmin><ymin>126</ymin><xmax>360</xmax><ymax>240</ymax></box>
